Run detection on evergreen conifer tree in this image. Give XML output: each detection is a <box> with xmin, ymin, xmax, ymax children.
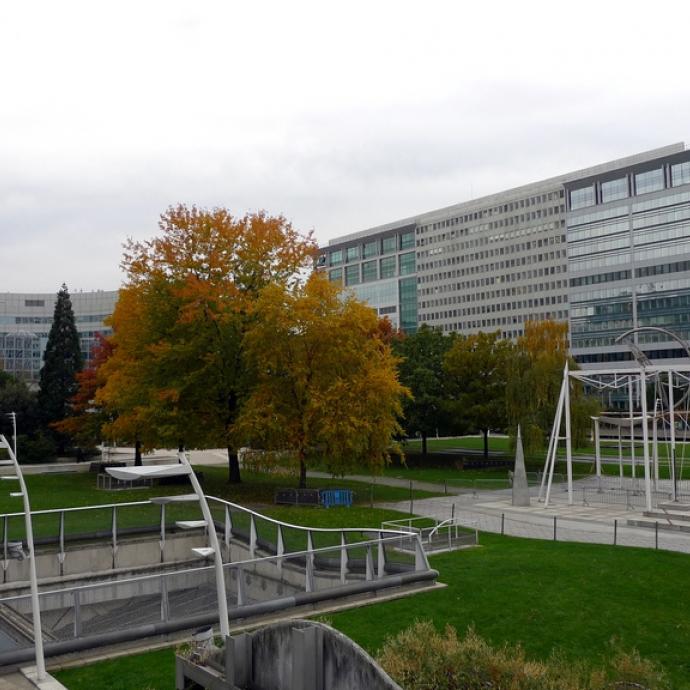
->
<box><xmin>38</xmin><ymin>284</ymin><xmax>83</xmax><ymax>454</ymax></box>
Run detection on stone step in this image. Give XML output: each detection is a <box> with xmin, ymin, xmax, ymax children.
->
<box><xmin>627</xmin><ymin>517</ymin><xmax>690</xmax><ymax>533</ymax></box>
<box><xmin>644</xmin><ymin>509</ymin><xmax>690</xmax><ymax>523</ymax></box>
<box><xmin>657</xmin><ymin>502</ymin><xmax>690</xmax><ymax>512</ymax></box>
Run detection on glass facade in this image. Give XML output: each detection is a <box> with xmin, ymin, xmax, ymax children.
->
<box><xmin>329</xmin><ymin>267</ymin><xmax>343</xmax><ymax>283</ymax></box>
<box><xmin>570</xmin><ymin>185</ymin><xmax>595</xmax><ymax>210</ymax></box>
<box><xmin>568</xmin><ymin>153</ymin><xmax>690</xmax><ymax>362</ymax></box>
<box><xmin>363</xmin><ymin>240</ymin><xmax>378</xmax><ymax>258</ymax></box>
<box><xmin>399</xmin><ymin>251</ymin><xmax>415</xmax><ymax>275</ymax></box>
<box><xmin>601</xmin><ymin>177</ymin><xmax>628</xmax><ymax>203</ymax></box>
<box><xmin>346</xmin><ymin>246</ymin><xmax>360</xmax><ymax>262</ymax></box>
<box><xmin>398</xmin><ymin>277</ymin><xmax>417</xmax><ymax>333</ymax></box>
<box><xmin>362</xmin><ymin>260</ymin><xmax>377</xmax><ymax>282</ymax></box>
<box><xmin>345</xmin><ymin>264</ymin><xmax>360</xmax><ymax>286</ymax></box>
<box><xmin>399</xmin><ymin>231</ymin><xmax>415</xmax><ymax>250</ymax></box>
<box><xmin>635</xmin><ymin>168</ymin><xmax>664</xmax><ymax>195</ymax></box>
<box><xmin>672</xmin><ymin>161</ymin><xmax>690</xmax><ymax>187</ymax></box>
<box><xmin>380</xmin><ymin>255</ymin><xmax>396</xmax><ymax>279</ymax></box>
<box><xmin>330</xmin><ymin>250</ymin><xmax>342</xmax><ymax>266</ymax></box>
<box><xmin>382</xmin><ymin>236</ymin><xmax>396</xmax><ymax>254</ymax></box>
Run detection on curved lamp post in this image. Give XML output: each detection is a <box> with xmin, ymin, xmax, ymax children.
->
<box><xmin>0</xmin><ymin>427</ymin><xmax>46</xmax><ymax>681</ymax></box>
<box><xmin>105</xmin><ymin>451</ymin><xmax>230</xmax><ymax>637</ymax></box>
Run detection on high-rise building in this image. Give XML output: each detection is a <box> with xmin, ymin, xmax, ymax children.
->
<box><xmin>0</xmin><ymin>290</ymin><xmax>119</xmax><ymax>384</ymax></box>
<box><xmin>566</xmin><ymin>146</ymin><xmax>690</xmax><ymax>365</ymax></box>
<box><xmin>319</xmin><ymin>143</ymin><xmax>688</xmax><ymax>366</ymax></box>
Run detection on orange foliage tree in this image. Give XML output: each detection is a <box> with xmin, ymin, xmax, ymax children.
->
<box><xmin>234</xmin><ymin>273</ymin><xmax>409</xmax><ymax>488</ymax></box>
<box><xmin>98</xmin><ymin>205</ymin><xmax>317</xmax><ymax>481</ymax></box>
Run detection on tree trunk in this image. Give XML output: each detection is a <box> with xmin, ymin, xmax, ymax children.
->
<box><xmin>134</xmin><ymin>438</ymin><xmax>142</xmax><ymax>467</ymax></box>
<box><xmin>482</xmin><ymin>428</ymin><xmax>489</xmax><ymax>461</ymax></box>
<box><xmin>227</xmin><ymin>447</ymin><xmax>241</xmax><ymax>483</ymax></box>
<box><xmin>298</xmin><ymin>451</ymin><xmax>307</xmax><ymax>489</ymax></box>
<box><xmin>421</xmin><ymin>431</ymin><xmax>428</xmax><ymax>461</ymax></box>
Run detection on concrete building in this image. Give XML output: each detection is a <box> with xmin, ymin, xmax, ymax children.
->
<box><xmin>319</xmin><ymin>143</ymin><xmax>687</xmax><ymax>360</ymax></box>
<box><xmin>0</xmin><ymin>290</ymin><xmax>119</xmax><ymax>384</ymax></box>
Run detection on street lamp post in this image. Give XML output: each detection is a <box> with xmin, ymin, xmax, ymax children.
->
<box><xmin>0</xmin><ymin>427</ymin><xmax>46</xmax><ymax>681</ymax></box>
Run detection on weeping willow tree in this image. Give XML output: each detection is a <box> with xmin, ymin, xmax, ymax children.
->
<box><xmin>506</xmin><ymin>320</ymin><xmax>599</xmax><ymax>455</ymax></box>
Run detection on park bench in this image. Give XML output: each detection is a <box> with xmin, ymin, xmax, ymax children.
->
<box><xmin>274</xmin><ymin>488</ymin><xmax>321</xmax><ymax>506</ymax></box>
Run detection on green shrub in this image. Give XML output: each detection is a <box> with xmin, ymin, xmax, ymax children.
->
<box><xmin>377</xmin><ymin>621</ymin><xmax>668</xmax><ymax>690</ymax></box>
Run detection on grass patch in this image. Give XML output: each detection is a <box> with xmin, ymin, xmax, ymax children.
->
<box><xmin>53</xmin><ymin>533</ymin><xmax>690</xmax><ymax>689</ymax></box>
<box><xmin>0</xmin><ymin>467</ymin><xmax>440</xmax><ymax>541</ymax></box>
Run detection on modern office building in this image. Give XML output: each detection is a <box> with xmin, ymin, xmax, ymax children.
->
<box><xmin>0</xmin><ymin>290</ymin><xmax>119</xmax><ymax>384</ymax></box>
<box><xmin>566</xmin><ymin>146</ymin><xmax>690</xmax><ymax>364</ymax></box>
<box><xmin>320</xmin><ymin>143</ymin><xmax>686</xmax><ymax>356</ymax></box>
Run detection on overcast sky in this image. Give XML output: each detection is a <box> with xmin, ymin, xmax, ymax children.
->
<box><xmin>2</xmin><ymin>0</ymin><xmax>689</xmax><ymax>293</ymax></box>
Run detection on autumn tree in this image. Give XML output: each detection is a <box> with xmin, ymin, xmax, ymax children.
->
<box><xmin>54</xmin><ymin>334</ymin><xmax>115</xmax><ymax>456</ymax></box>
<box><xmin>99</xmin><ymin>205</ymin><xmax>317</xmax><ymax>481</ymax></box>
<box><xmin>506</xmin><ymin>320</ymin><xmax>599</xmax><ymax>454</ymax></box>
<box><xmin>235</xmin><ymin>274</ymin><xmax>409</xmax><ymax>488</ymax></box>
<box><xmin>393</xmin><ymin>325</ymin><xmax>456</xmax><ymax>460</ymax></box>
<box><xmin>444</xmin><ymin>331</ymin><xmax>513</xmax><ymax>460</ymax></box>
<box><xmin>39</xmin><ymin>284</ymin><xmax>83</xmax><ymax>454</ymax></box>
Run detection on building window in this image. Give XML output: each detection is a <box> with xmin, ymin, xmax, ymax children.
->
<box><xmin>635</xmin><ymin>168</ymin><xmax>664</xmax><ymax>195</ymax></box>
<box><xmin>380</xmin><ymin>255</ymin><xmax>396</xmax><ymax>279</ymax></box>
<box><xmin>345</xmin><ymin>264</ymin><xmax>360</xmax><ymax>286</ymax></box>
<box><xmin>329</xmin><ymin>250</ymin><xmax>343</xmax><ymax>266</ymax></box>
<box><xmin>24</xmin><ymin>299</ymin><xmax>45</xmax><ymax>307</ymax></box>
<box><xmin>329</xmin><ymin>268</ymin><xmax>343</xmax><ymax>284</ymax></box>
<box><xmin>399</xmin><ymin>231</ymin><xmax>415</xmax><ymax>250</ymax></box>
<box><xmin>399</xmin><ymin>252</ymin><xmax>416</xmax><ymax>275</ymax></box>
<box><xmin>363</xmin><ymin>241</ymin><xmax>378</xmax><ymax>258</ymax></box>
<box><xmin>399</xmin><ymin>277</ymin><xmax>417</xmax><ymax>333</ymax></box>
<box><xmin>382</xmin><ymin>236</ymin><xmax>396</xmax><ymax>254</ymax></box>
<box><xmin>671</xmin><ymin>161</ymin><xmax>690</xmax><ymax>188</ymax></box>
<box><xmin>570</xmin><ymin>186</ymin><xmax>595</xmax><ymax>210</ymax></box>
<box><xmin>362</xmin><ymin>260</ymin><xmax>378</xmax><ymax>282</ymax></box>
<box><xmin>601</xmin><ymin>177</ymin><xmax>628</xmax><ymax>203</ymax></box>
<box><xmin>346</xmin><ymin>246</ymin><xmax>360</xmax><ymax>262</ymax></box>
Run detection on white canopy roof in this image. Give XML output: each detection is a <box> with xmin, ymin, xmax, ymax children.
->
<box><xmin>106</xmin><ymin>464</ymin><xmax>192</xmax><ymax>480</ymax></box>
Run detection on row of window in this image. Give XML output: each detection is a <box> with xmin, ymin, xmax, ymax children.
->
<box><xmin>417</xmin><ymin>190</ymin><xmax>565</xmax><ymax>235</ymax></box>
<box><xmin>421</xmin><ymin>310</ymin><xmax>567</xmax><ymax>332</ymax></box>
<box><xmin>324</xmin><ymin>231</ymin><xmax>414</xmax><ymax>267</ymax></box>
<box><xmin>569</xmin><ymin>161</ymin><xmax>690</xmax><ymax>211</ymax></box>
<box><xmin>328</xmin><ymin>252</ymin><xmax>415</xmax><ymax>286</ymax></box>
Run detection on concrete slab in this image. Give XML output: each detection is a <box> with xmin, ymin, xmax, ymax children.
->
<box><xmin>20</xmin><ymin>667</ymin><xmax>67</xmax><ymax>690</ymax></box>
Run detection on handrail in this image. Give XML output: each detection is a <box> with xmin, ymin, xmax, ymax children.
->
<box><xmin>0</xmin><ymin>532</ymin><xmax>421</xmax><ymax>603</ymax></box>
<box><xmin>427</xmin><ymin>518</ymin><xmax>455</xmax><ymax>541</ymax></box>
<box><xmin>206</xmin><ymin>495</ymin><xmax>412</xmax><ymax>538</ymax></box>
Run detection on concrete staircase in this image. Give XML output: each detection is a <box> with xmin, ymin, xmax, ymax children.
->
<box><xmin>627</xmin><ymin>503</ymin><xmax>690</xmax><ymax>532</ymax></box>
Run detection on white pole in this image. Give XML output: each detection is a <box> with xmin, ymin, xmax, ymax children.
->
<box><xmin>594</xmin><ymin>418</ymin><xmax>601</xmax><ymax>487</ymax></box>
<box><xmin>563</xmin><ymin>362</ymin><xmax>574</xmax><ymax>506</ymax></box>
<box><xmin>0</xmin><ymin>434</ymin><xmax>46</xmax><ymax>681</ymax></box>
<box><xmin>545</xmin><ymin>373</ymin><xmax>567</xmax><ymax>507</ymax></box>
<box><xmin>178</xmin><ymin>452</ymin><xmax>229</xmax><ymax>637</ymax></box>
<box><xmin>618</xmin><ymin>427</ymin><xmax>623</xmax><ymax>488</ymax></box>
<box><xmin>639</xmin><ymin>370</ymin><xmax>652</xmax><ymax>511</ymax></box>
<box><xmin>628</xmin><ymin>378</ymin><xmax>636</xmax><ymax>480</ymax></box>
<box><xmin>652</xmin><ymin>401</ymin><xmax>659</xmax><ymax>489</ymax></box>
<box><xmin>539</xmin><ymin>375</ymin><xmax>566</xmax><ymax>502</ymax></box>
<box><xmin>668</xmin><ymin>372</ymin><xmax>677</xmax><ymax>502</ymax></box>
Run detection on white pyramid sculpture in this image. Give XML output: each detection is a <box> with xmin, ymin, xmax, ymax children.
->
<box><xmin>512</xmin><ymin>424</ymin><xmax>531</xmax><ymax>507</ymax></box>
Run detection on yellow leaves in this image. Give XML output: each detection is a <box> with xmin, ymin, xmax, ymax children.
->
<box><xmin>235</xmin><ymin>273</ymin><xmax>407</xmax><ymax>475</ymax></box>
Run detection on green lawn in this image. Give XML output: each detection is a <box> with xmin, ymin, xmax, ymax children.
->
<box><xmin>0</xmin><ymin>467</ymin><xmax>440</xmax><ymax>542</ymax></box>
<box><xmin>54</xmin><ymin>532</ymin><xmax>690</xmax><ymax>689</ymax></box>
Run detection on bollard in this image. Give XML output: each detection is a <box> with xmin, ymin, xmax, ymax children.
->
<box><xmin>613</xmin><ymin>519</ymin><xmax>617</xmax><ymax>546</ymax></box>
<box><xmin>444</xmin><ymin>480</ymin><xmax>448</xmax><ymax>496</ymax></box>
<box><xmin>655</xmin><ymin>521</ymin><xmax>659</xmax><ymax>550</ymax></box>
<box><xmin>501</xmin><ymin>513</ymin><xmax>505</xmax><ymax>536</ymax></box>
<box><xmin>553</xmin><ymin>516</ymin><xmax>557</xmax><ymax>542</ymax></box>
